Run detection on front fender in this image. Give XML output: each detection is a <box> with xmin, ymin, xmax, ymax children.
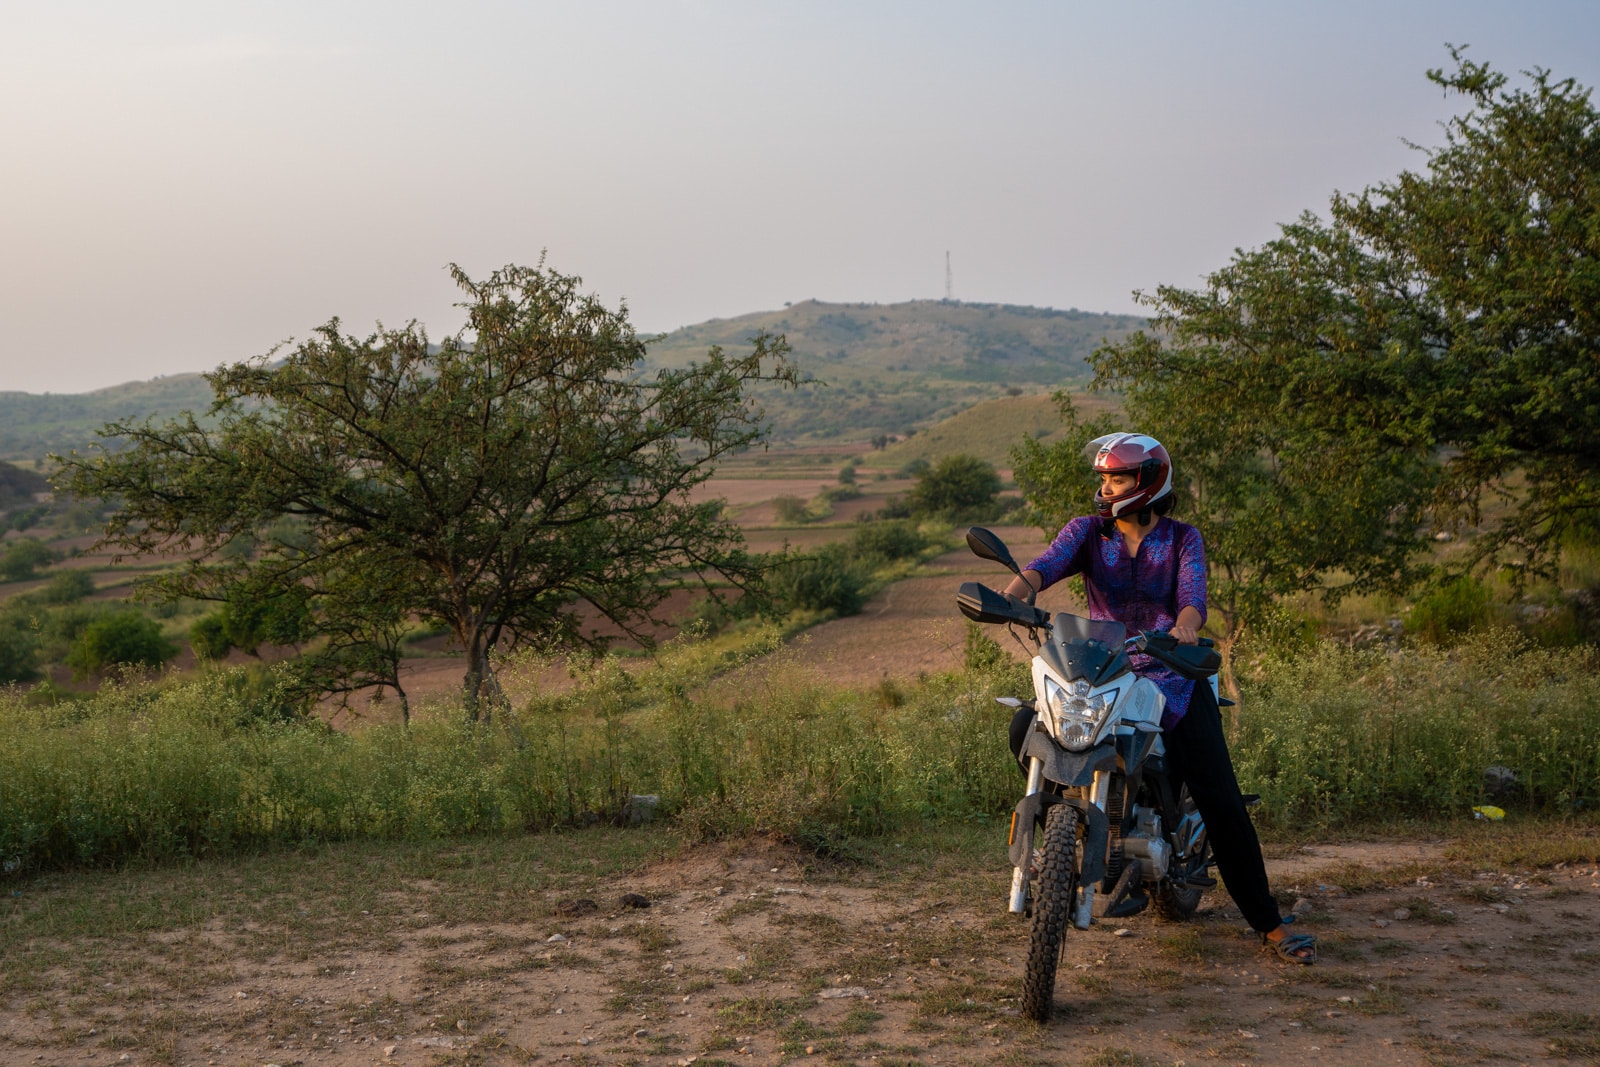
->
<box><xmin>1006</xmin><ymin>795</ymin><xmax>1110</xmax><ymax>885</ymax></box>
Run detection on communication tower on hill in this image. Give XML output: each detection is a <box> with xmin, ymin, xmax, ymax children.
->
<box><xmin>945</xmin><ymin>251</ymin><xmax>953</xmax><ymax>301</ymax></box>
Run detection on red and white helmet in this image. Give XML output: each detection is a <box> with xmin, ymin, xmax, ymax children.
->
<box><xmin>1089</xmin><ymin>432</ymin><xmax>1173</xmax><ymax>519</ymax></box>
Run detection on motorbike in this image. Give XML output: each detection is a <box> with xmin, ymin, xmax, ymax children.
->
<box><xmin>955</xmin><ymin>526</ymin><xmax>1232</xmax><ymax>1023</ymax></box>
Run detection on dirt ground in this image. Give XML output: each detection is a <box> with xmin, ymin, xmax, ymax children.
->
<box><xmin>5</xmin><ymin>829</ymin><xmax>1598</xmax><ymax>1067</ymax></box>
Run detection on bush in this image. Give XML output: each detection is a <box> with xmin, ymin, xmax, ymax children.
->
<box><xmin>0</xmin><ymin>538</ymin><xmax>58</xmax><ymax>583</ymax></box>
<box><xmin>768</xmin><ymin>545</ymin><xmax>868</xmax><ymax>615</ymax></box>
<box><xmin>190</xmin><ymin>613</ymin><xmax>232</xmax><ymax>660</ymax></box>
<box><xmin>908</xmin><ymin>454</ymin><xmax>1001</xmax><ymax>519</ymax></box>
<box><xmin>66</xmin><ymin>611</ymin><xmax>179</xmax><ymax>676</ymax></box>
<box><xmin>31</xmin><ymin>570</ymin><xmax>95</xmax><ymax>605</ymax></box>
<box><xmin>772</xmin><ymin>495</ymin><xmax>809</xmax><ymax>524</ymax></box>
<box><xmin>1407</xmin><ymin>575</ymin><xmax>1494</xmax><ymax>644</ymax></box>
<box><xmin>849</xmin><ymin>519</ymin><xmax>928</xmax><ymax>563</ymax></box>
<box><xmin>0</xmin><ymin>616</ymin><xmax>40</xmax><ymax>684</ymax></box>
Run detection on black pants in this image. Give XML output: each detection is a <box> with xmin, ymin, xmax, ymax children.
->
<box><xmin>1008</xmin><ymin>681</ymin><xmax>1282</xmax><ymax>934</ymax></box>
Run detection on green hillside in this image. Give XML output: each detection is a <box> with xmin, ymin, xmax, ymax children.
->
<box><xmin>0</xmin><ymin>301</ymin><xmax>1143</xmax><ymax>460</ymax></box>
<box><xmin>0</xmin><ymin>374</ymin><xmax>215</xmax><ymax>462</ymax></box>
<box><xmin>647</xmin><ymin>299</ymin><xmax>1142</xmax><ymax>443</ymax></box>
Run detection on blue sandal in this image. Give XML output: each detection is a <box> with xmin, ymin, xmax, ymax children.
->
<box><xmin>1262</xmin><ymin>929</ymin><xmax>1317</xmax><ymax>964</ymax></box>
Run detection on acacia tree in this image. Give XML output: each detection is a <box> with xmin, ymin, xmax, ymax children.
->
<box><xmin>1018</xmin><ymin>51</ymin><xmax>1600</xmax><ymax>664</ymax></box>
<box><xmin>60</xmin><ymin>263</ymin><xmax>797</xmax><ymax>721</ymax></box>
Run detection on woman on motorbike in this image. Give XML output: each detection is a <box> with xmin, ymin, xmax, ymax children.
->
<box><xmin>1000</xmin><ymin>432</ymin><xmax>1316</xmax><ymax>964</ymax></box>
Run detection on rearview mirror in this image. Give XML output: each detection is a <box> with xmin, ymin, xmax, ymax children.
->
<box><xmin>965</xmin><ymin>527</ymin><xmax>1019</xmax><ymax>574</ymax></box>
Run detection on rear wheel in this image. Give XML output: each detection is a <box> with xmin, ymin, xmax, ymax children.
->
<box><xmin>1153</xmin><ymin>783</ymin><xmax>1208</xmax><ymax>921</ymax></box>
<box><xmin>1021</xmin><ymin>802</ymin><xmax>1079</xmax><ymax>1023</ymax></box>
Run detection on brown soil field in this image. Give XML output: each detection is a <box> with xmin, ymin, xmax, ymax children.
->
<box><xmin>782</xmin><ymin>528</ymin><xmax>1060</xmax><ymax>687</ymax></box>
<box><xmin>5</xmin><ymin>827</ymin><xmax>1597</xmax><ymax>1067</ymax></box>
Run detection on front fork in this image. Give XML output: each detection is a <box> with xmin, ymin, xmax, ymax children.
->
<box><xmin>1008</xmin><ymin>756</ymin><xmax>1045</xmax><ymax>914</ymax></box>
<box><xmin>1009</xmin><ymin>760</ymin><xmax>1114</xmax><ymax>932</ymax></box>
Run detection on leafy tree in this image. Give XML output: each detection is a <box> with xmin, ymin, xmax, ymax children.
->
<box><xmin>1075</xmin><ymin>51</ymin><xmax>1600</xmax><ymax>619</ymax></box>
<box><xmin>907</xmin><ymin>454</ymin><xmax>1001</xmax><ymax>518</ymax></box>
<box><xmin>59</xmin><ymin>263</ymin><xmax>797</xmax><ymax>720</ymax></box>
<box><xmin>66</xmin><ymin>611</ymin><xmax>178</xmax><ymax>677</ymax></box>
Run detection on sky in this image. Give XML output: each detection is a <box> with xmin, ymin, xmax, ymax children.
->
<box><xmin>2</xmin><ymin>1</ymin><xmax>1598</xmax><ymax>394</ymax></box>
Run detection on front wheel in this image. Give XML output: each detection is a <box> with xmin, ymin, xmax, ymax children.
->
<box><xmin>1021</xmin><ymin>802</ymin><xmax>1079</xmax><ymax>1023</ymax></box>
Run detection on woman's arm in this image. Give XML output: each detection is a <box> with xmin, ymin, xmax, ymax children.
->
<box><xmin>1004</xmin><ymin>569</ymin><xmax>1044</xmax><ymax>601</ymax></box>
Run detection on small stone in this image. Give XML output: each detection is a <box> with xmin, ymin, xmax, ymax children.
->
<box><xmin>634</xmin><ymin>1028</ymin><xmax>650</xmax><ymax>1038</ymax></box>
<box><xmin>662</xmin><ymin>963</ymin><xmax>676</xmax><ymax>973</ymax></box>
<box><xmin>818</xmin><ymin>987</ymin><xmax>870</xmax><ymax>999</ymax></box>
<box><xmin>770</xmin><ymin>867</ymin><xmax>780</xmax><ymax>873</ymax></box>
<box><xmin>1373</xmin><ymin>918</ymin><xmax>1391</xmax><ymax>928</ymax></box>
<box><xmin>1113</xmin><ymin>927</ymin><xmax>1133</xmax><ymax>937</ymax></box>
<box><xmin>1237</xmin><ymin>1029</ymin><xmax>1258</xmax><ymax>1039</ymax></box>
<box><xmin>712</xmin><ymin>886</ymin><xmax>726</xmax><ymax>896</ymax></box>
<box><xmin>1393</xmin><ymin>907</ymin><xmax>1411</xmax><ymax>921</ymax></box>
<box><xmin>1291</xmin><ymin>897</ymin><xmax>1315</xmax><ymax>917</ymax></box>
<box><xmin>1337</xmin><ymin>995</ymin><xmax>1355</xmax><ymax>1004</ymax></box>
<box><xmin>1491</xmin><ymin>903</ymin><xmax>1509</xmax><ymax>913</ymax></box>
<box><xmin>547</xmin><ymin>933</ymin><xmax>570</xmax><ymax>943</ymax></box>
<box><xmin>456</xmin><ymin>1019</ymin><xmax>468</xmax><ymax>1032</ymax></box>
<box><xmin>806</xmin><ymin>1046</ymin><xmax>816</xmax><ymax>1054</ymax></box>
<box><xmin>620</xmin><ymin>892</ymin><xmax>651</xmax><ymax>909</ymax></box>
<box><xmin>384</xmin><ymin>1046</ymin><xmax>398</xmax><ymax>1058</ymax></box>
<box><xmin>577</xmin><ymin>1036</ymin><xmax>591</xmax><ymax>1046</ymax></box>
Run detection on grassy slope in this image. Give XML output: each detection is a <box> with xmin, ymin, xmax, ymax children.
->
<box><xmin>865</xmin><ymin>390</ymin><xmax>1124</xmax><ymax>469</ymax></box>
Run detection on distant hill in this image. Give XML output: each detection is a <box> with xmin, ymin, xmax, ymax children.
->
<box><xmin>0</xmin><ymin>300</ymin><xmax>1144</xmax><ymax>460</ymax></box>
<box><xmin>646</xmin><ymin>299</ymin><xmax>1143</xmax><ymax>442</ymax></box>
<box><xmin>0</xmin><ymin>374</ymin><xmax>215</xmax><ymax>462</ymax></box>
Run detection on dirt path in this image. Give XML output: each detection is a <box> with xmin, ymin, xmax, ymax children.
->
<box><xmin>5</xmin><ymin>832</ymin><xmax>1597</xmax><ymax>1067</ymax></box>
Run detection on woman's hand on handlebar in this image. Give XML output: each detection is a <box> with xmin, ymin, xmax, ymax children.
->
<box><xmin>1172</xmin><ymin>605</ymin><xmax>1205</xmax><ymax>645</ymax></box>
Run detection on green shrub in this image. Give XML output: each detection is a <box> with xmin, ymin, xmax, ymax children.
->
<box><xmin>0</xmin><ymin>616</ymin><xmax>40</xmax><ymax>685</ymax></box>
<box><xmin>66</xmin><ymin>611</ymin><xmax>179</xmax><ymax>676</ymax></box>
<box><xmin>907</xmin><ymin>454</ymin><xmax>1000</xmax><ymax>519</ymax></box>
<box><xmin>0</xmin><ymin>538</ymin><xmax>58</xmax><ymax>583</ymax></box>
<box><xmin>189</xmin><ymin>613</ymin><xmax>232</xmax><ymax>660</ymax></box>
<box><xmin>768</xmin><ymin>545</ymin><xmax>868</xmax><ymax>615</ymax></box>
<box><xmin>1407</xmin><ymin>575</ymin><xmax>1494</xmax><ymax>644</ymax></box>
<box><xmin>849</xmin><ymin>519</ymin><xmax>928</xmax><ymax>563</ymax></box>
<box><xmin>31</xmin><ymin>570</ymin><xmax>95</xmax><ymax>605</ymax></box>
<box><xmin>772</xmin><ymin>495</ymin><xmax>809</xmax><ymax>524</ymax></box>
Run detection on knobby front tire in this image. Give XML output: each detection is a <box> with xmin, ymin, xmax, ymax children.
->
<box><xmin>1021</xmin><ymin>802</ymin><xmax>1079</xmax><ymax>1023</ymax></box>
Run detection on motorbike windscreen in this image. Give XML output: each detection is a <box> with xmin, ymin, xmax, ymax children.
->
<box><xmin>1052</xmin><ymin>612</ymin><xmax>1127</xmax><ymax>649</ymax></box>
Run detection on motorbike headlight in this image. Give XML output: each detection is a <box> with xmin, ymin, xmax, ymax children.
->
<box><xmin>1043</xmin><ymin>676</ymin><xmax>1107</xmax><ymax>752</ymax></box>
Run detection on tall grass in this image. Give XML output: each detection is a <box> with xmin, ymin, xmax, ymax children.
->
<box><xmin>3</xmin><ymin>626</ymin><xmax>1596</xmax><ymax>876</ymax></box>
<box><xmin>1232</xmin><ymin>630</ymin><xmax>1600</xmax><ymax>827</ymax></box>
<box><xmin>0</xmin><ymin>633</ymin><xmax>1022</xmax><ymax>876</ymax></box>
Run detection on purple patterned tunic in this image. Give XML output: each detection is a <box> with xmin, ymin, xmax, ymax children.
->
<box><xmin>1025</xmin><ymin>516</ymin><xmax>1209</xmax><ymax>729</ymax></box>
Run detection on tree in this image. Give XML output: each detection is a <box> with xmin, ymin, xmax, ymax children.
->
<box><xmin>908</xmin><ymin>454</ymin><xmax>1001</xmax><ymax>518</ymax></box>
<box><xmin>59</xmin><ymin>263</ymin><xmax>797</xmax><ymax>720</ymax></box>
<box><xmin>1017</xmin><ymin>52</ymin><xmax>1600</xmax><ymax>663</ymax></box>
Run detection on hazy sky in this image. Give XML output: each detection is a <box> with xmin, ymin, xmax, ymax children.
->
<box><xmin>3</xmin><ymin>1</ymin><xmax>1598</xmax><ymax>394</ymax></box>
